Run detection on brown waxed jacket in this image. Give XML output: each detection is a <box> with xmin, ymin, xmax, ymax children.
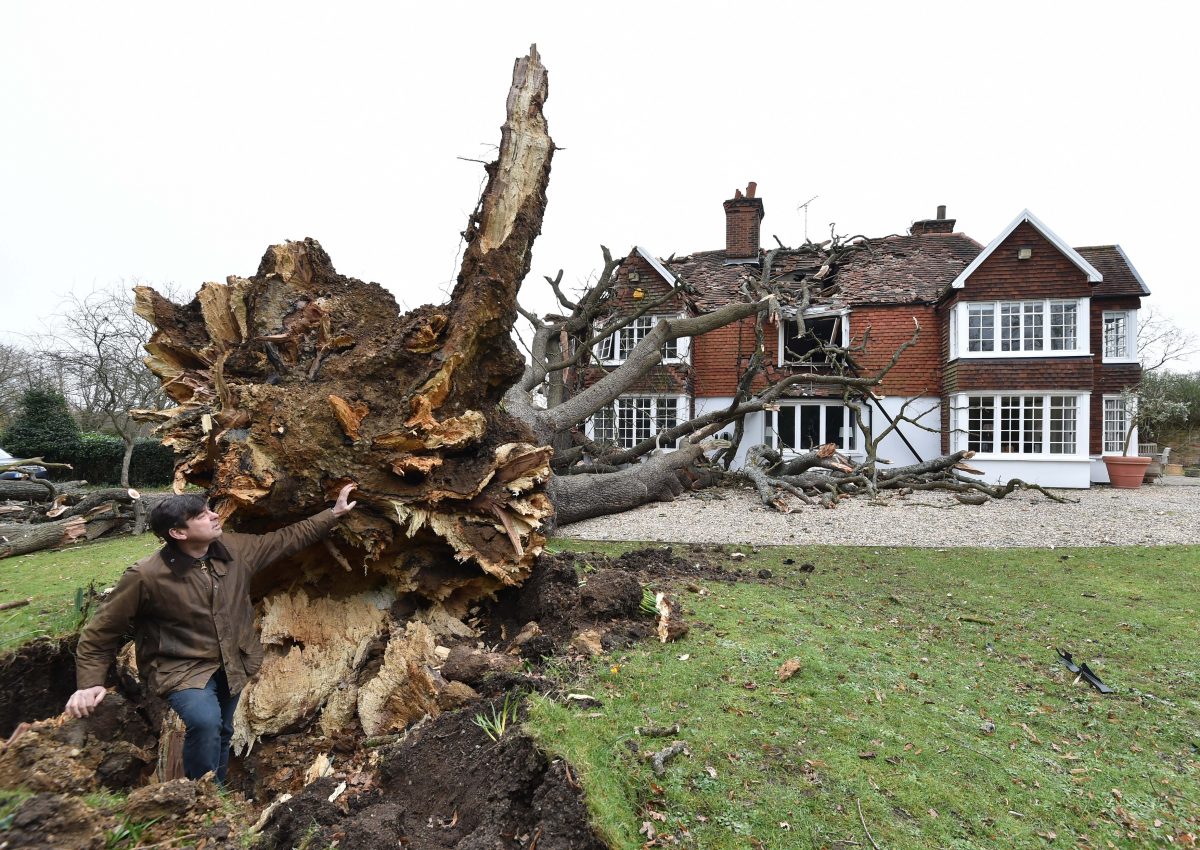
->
<box><xmin>75</xmin><ymin>510</ymin><xmax>339</xmax><ymax>697</ymax></box>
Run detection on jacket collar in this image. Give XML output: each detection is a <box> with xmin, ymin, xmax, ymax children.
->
<box><xmin>161</xmin><ymin>538</ymin><xmax>232</xmax><ymax>577</ymax></box>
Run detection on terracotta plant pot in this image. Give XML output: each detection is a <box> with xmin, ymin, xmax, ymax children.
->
<box><xmin>1103</xmin><ymin>455</ymin><xmax>1153</xmax><ymax>489</ymax></box>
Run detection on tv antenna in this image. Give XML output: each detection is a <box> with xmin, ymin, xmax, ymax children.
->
<box><xmin>797</xmin><ymin>195</ymin><xmax>819</xmax><ymax>242</ymax></box>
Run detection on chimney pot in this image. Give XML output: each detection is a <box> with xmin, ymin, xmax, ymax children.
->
<box><xmin>746</xmin><ymin>182</ymin><xmax>757</xmax><ymax>199</ymax></box>
<box><xmin>937</xmin><ymin>205</ymin><xmax>947</xmax><ymax>220</ymax></box>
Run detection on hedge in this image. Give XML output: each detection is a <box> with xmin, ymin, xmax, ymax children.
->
<box><xmin>70</xmin><ymin>432</ymin><xmax>175</xmax><ymax>487</ymax></box>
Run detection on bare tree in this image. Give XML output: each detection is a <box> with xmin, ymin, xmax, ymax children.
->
<box><xmin>1138</xmin><ymin>306</ymin><xmax>1200</xmax><ymax>372</ymax></box>
<box><xmin>44</xmin><ymin>283</ymin><xmax>172</xmax><ymax>486</ymax></box>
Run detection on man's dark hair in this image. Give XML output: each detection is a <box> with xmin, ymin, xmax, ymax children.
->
<box><xmin>148</xmin><ymin>494</ymin><xmax>210</xmax><ymax>541</ymax></box>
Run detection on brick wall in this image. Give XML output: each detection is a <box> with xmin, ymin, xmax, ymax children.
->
<box><xmin>852</xmin><ymin>305</ymin><xmax>942</xmax><ymax>395</ymax></box>
<box><xmin>693</xmin><ymin>317</ymin><xmax>762</xmax><ymax>397</ymax></box>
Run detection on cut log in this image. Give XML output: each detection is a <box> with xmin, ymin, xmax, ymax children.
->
<box><xmin>128</xmin><ymin>47</ymin><xmax>556</xmax><ymax>744</ymax></box>
<box><xmin>0</xmin><ymin>517</ymin><xmax>87</xmax><ymax>558</ymax></box>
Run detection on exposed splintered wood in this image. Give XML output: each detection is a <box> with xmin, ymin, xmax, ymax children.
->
<box><xmin>128</xmin><ymin>47</ymin><xmax>556</xmax><ymax>745</ymax></box>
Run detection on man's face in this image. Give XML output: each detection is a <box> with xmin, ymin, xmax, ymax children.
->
<box><xmin>169</xmin><ymin>508</ymin><xmax>223</xmax><ymax>546</ymax></box>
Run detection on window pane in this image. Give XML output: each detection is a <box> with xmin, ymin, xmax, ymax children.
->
<box><xmin>1023</xmin><ymin>302</ymin><xmax>1044</xmax><ymax>351</ymax></box>
<box><xmin>1049</xmin><ymin>396</ymin><xmax>1076</xmax><ymax>454</ymax></box>
<box><xmin>999</xmin><ymin>395</ymin><xmax>1021</xmax><ymax>453</ymax></box>
<box><xmin>593</xmin><ymin>405</ymin><xmax>614</xmax><ymax>443</ymax></box>
<box><xmin>1104</xmin><ymin>313</ymin><xmax>1127</xmax><ymax>358</ymax></box>
<box><xmin>1051</xmin><ymin>302</ymin><xmax>1077</xmax><ymax>351</ymax></box>
<box><xmin>799</xmin><ymin>406</ymin><xmax>821</xmax><ymax>449</ymax></box>
<box><xmin>1000</xmin><ymin>303</ymin><xmax>1019</xmax><ymax>351</ymax></box>
<box><xmin>825</xmin><ymin>406</ymin><xmax>845</xmax><ymax>450</ymax></box>
<box><xmin>634</xmin><ymin>397</ymin><xmax>652</xmax><ymax>443</ymax></box>
<box><xmin>656</xmin><ymin>397</ymin><xmax>677</xmax><ymax>436</ymax></box>
<box><xmin>1103</xmin><ymin>398</ymin><xmax>1128</xmax><ymax>453</ymax></box>
<box><xmin>1023</xmin><ymin>395</ymin><xmax>1043</xmax><ymax>453</ymax></box>
<box><xmin>968</xmin><ymin>397</ymin><xmax>994</xmax><ymax>452</ymax></box>
<box><xmin>968</xmin><ymin>304</ymin><xmax>994</xmax><ymax>352</ymax></box>
<box><xmin>778</xmin><ymin>406</ymin><xmax>796</xmax><ymax>449</ymax></box>
<box><xmin>618</xmin><ymin>316</ymin><xmax>653</xmax><ymax>360</ymax></box>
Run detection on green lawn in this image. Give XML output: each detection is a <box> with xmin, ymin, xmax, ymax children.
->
<box><xmin>529</xmin><ymin>541</ymin><xmax>1200</xmax><ymax>849</ymax></box>
<box><xmin>0</xmin><ymin>533</ymin><xmax>159</xmax><ymax>649</ymax></box>
<box><xmin>2</xmin><ymin>536</ymin><xmax>1196</xmax><ymax>848</ymax></box>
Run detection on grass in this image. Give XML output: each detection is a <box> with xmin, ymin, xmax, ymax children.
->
<box><xmin>527</xmin><ymin>541</ymin><xmax>1200</xmax><ymax>849</ymax></box>
<box><xmin>2</xmin><ymin>535</ymin><xmax>1196</xmax><ymax>847</ymax></box>
<box><xmin>0</xmin><ymin>533</ymin><xmax>159</xmax><ymax>650</ymax></box>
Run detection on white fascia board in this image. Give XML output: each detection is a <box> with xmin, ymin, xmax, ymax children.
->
<box><xmin>951</xmin><ymin>209</ymin><xmax>1104</xmax><ymax>289</ymax></box>
<box><xmin>1113</xmin><ymin>245</ymin><xmax>1151</xmax><ymax>295</ymax></box>
<box><xmin>634</xmin><ymin>246</ymin><xmax>678</xmax><ymax>287</ymax></box>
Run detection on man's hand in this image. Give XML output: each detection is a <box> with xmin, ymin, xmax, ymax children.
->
<box><xmin>65</xmin><ymin>686</ymin><xmax>108</xmax><ymax>719</ymax></box>
<box><xmin>332</xmin><ymin>483</ymin><xmax>358</xmax><ymax>518</ymax></box>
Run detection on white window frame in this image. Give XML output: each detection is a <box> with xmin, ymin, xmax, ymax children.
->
<box><xmin>1102</xmin><ymin>310</ymin><xmax>1138</xmax><ymax>363</ymax></box>
<box><xmin>587</xmin><ymin>394</ymin><xmax>688</xmax><ymax>450</ymax></box>
<box><xmin>762</xmin><ymin>401</ymin><xmax>867</xmax><ymax>454</ymax></box>
<box><xmin>949</xmin><ymin>392</ymin><xmax>1089</xmax><ymax>458</ymax></box>
<box><xmin>594</xmin><ymin>315</ymin><xmax>690</xmax><ymax>366</ymax></box>
<box><xmin>776</xmin><ymin>309</ymin><xmax>850</xmax><ymax>367</ymax></box>
<box><xmin>1101</xmin><ymin>394</ymin><xmax>1136</xmax><ymax>454</ymax></box>
<box><xmin>949</xmin><ymin>298</ymin><xmax>1090</xmax><ymax>359</ymax></box>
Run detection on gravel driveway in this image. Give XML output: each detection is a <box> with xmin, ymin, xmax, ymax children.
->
<box><xmin>558</xmin><ymin>478</ymin><xmax>1200</xmax><ymax>547</ymax></box>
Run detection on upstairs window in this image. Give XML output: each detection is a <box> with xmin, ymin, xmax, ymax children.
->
<box><xmin>781</xmin><ymin>314</ymin><xmax>844</xmax><ymax>365</ymax></box>
<box><xmin>954</xmin><ymin>299</ymin><xmax>1087</xmax><ymax>358</ymax></box>
<box><xmin>594</xmin><ymin>315</ymin><xmax>689</xmax><ymax>365</ymax></box>
<box><xmin>1102</xmin><ymin>311</ymin><xmax>1137</xmax><ymax>361</ymax></box>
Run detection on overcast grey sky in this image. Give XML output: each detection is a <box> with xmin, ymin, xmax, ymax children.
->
<box><xmin>3</xmin><ymin>2</ymin><xmax>1197</xmax><ymax>367</ymax></box>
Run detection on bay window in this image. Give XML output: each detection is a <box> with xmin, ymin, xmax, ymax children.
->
<box><xmin>954</xmin><ymin>393</ymin><xmax>1086</xmax><ymax>456</ymax></box>
<box><xmin>953</xmin><ymin>299</ymin><xmax>1088</xmax><ymax>358</ymax></box>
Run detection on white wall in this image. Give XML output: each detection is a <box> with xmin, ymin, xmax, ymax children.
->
<box><xmin>866</xmin><ymin>396</ymin><xmax>942</xmax><ymax>467</ymax></box>
<box><xmin>968</xmin><ymin>458</ymin><xmax>1093</xmax><ymax>489</ymax></box>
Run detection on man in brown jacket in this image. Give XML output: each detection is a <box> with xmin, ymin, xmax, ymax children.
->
<box><xmin>65</xmin><ymin>484</ymin><xmax>357</xmax><ymax>784</ymax></box>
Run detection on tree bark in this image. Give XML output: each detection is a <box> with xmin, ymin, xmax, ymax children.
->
<box><xmin>0</xmin><ymin>517</ymin><xmax>85</xmax><ymax>558</ymax></box>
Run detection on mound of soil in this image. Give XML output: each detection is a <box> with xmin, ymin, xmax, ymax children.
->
<box><xmin>0</xmin><ymin>637</ymin><xmax>81</xmax><ymax>738</ymax></box>
<box><xmin>261</xmin><ymin>705</ymin><xmax>606</xmax><ymax>850</ymax></box>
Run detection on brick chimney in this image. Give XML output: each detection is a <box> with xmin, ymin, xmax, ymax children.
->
<box><xmin>723</xmin><ymin>182</ymin><xmax>765</xmax><ymax>259</ymax></box>
<box><xmin>909</xmin><ymin>204</ymin><xmax>956</xmax><ymax>235</ymax></box>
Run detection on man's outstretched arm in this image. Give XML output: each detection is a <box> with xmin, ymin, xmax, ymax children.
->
<box><xmin>242</xmin><ymin>483</ymin><xmax>358</xmax><ymax>575</ymax></box>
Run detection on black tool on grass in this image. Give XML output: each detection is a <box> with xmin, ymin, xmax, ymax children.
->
<box><xmin>1056</xmin><ymin>649</ymin><xmax>1114</xmax><ymax>694</ymax></box>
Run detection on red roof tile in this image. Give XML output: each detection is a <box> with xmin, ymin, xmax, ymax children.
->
<box><xmin>1075</xmin><ymin>246</ymin><xmax>1151</xmax><ymax>297</ymax></box>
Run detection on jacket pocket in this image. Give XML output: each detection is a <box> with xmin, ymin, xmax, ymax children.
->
<box><xmin>239</xmin><ymin>632</ymin><xmax>264</xmax><ymax>679</ymax></box>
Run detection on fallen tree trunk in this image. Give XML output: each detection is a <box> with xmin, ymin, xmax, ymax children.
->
<box><xmin>0</xmin><ymin>517</ymin><xmax>86</xmax><ymax>558</ymax></box>
<box><xmin>128</xmin><ymin>46</ymin><xmax>557</xmax><ymax>746</ymax></box>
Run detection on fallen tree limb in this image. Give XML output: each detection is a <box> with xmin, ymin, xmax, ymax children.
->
<box><xmin>649</xmin><ymin>740</ymin><xmax>688</xmax><ymax>777</ymax></box>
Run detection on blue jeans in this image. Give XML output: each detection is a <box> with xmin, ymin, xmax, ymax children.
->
<box><xmin>166</xmin><ymin>667</ymin><xmax>239</xmax><ymax>784</ymax></box>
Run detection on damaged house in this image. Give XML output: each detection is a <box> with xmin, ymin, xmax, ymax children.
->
<box><xmin>583</xmin><ymin>184</ymin><xmax>1149</xmax><ymax>488</ymax></box>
